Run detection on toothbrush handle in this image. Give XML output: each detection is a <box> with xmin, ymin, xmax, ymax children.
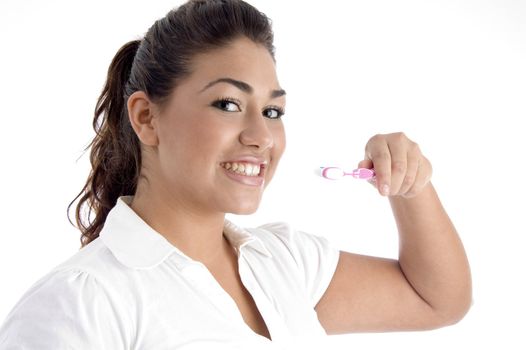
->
<box><xmin>344</xmin><ymin>168</ymin><xmax>375</xmax><ymax>179</ymax></box>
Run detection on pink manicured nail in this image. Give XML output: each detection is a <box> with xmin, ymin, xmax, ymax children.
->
<box><xmin>381</xmin><ymin>184</ymin><xmax>390</xmax><ymax>196</ymax></box>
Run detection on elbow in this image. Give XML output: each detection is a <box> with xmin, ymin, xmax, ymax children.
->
<box><xmin>440</xmin><ymin>301</ymin><xmax>472</xmax><ymax>327</ymax></box>
<box><xmin>431</xmin><ymin>269</ymin><xmax>473</xmax><ymax>328</ymax></box>
<box><xmin>433</xmin><ymin>290</ymin><xmax>473</xmax><ymax>328</ymax></box>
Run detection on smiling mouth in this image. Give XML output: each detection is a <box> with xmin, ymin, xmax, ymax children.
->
<box><xmin>220</xmin><ymin>162</ymin><xmax>266</xmax><ymax>177</ymax></box>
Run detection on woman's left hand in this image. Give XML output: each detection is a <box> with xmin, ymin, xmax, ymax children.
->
<box><xmin>358</xmin><ymin>132</ymin><xmax>432</xmax><ymax>198</ymax></box>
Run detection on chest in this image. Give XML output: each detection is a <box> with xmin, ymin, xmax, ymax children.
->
<box><xmin>213</xmin><ymin>265</ymin><xmax>271</xmax><ymax>340</ymax></box>
<box><xmin>131</xmin><ymin>254</ymin><xmax>327</xmax><ymax>349</ymax></box>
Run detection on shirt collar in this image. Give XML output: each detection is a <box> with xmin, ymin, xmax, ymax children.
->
<box><xmin>99</xmin><ymin>196</ymin><xmax>271</xmax><ymax>270</ymax></box>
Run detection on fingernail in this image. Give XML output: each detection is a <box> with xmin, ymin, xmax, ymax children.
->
<box><xmin>381</xmin><ymin>184</ymin><xmax>390</xmax><ymax>196</ymax></box>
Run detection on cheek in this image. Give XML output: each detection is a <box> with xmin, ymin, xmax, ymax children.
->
<box><xmin>265</xmin><ymin>125</ymin><xmax>286</xmax><ymax>184</ymax></box>
<box><xmin>170</xmin><ymin>116</ymin><xmax>234</xmax><ymax>168</ymax></box>
<box><xmin>272</xmin><ymin>124</ymin><xmax>286</xmax><ymax>158</ymax></box>
<box><xmin>189</xmin><ymin>117</ymin><xmax>233</xmax><ymax>152</ymax></box>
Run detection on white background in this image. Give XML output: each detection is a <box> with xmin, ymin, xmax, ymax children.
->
<box><xmin>1</xmin><ymin>0</ymin><xmax>525</xmax><ymax>348</ymax></box>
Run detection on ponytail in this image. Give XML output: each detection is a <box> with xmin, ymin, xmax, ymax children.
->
<box><xmin>68</xmin><ymin>40</ymin><xmax>141</xmax><ymax>248</ymax></box>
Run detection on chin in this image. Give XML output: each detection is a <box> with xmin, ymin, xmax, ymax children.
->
<box><xmin>228</xmin><ymin>202</ymin><xmax>260</xmax><ymax>215</ymax></box>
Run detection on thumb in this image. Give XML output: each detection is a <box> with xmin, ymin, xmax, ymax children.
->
<box><xmin>357</xmin><ymin>159</ymin><xmax>377</xmax><ymax>187</ymax></box>
<box><xmin>357</xmin><ymin>159</ymin><xmax>373</xmax><ymax>169</ymax></box>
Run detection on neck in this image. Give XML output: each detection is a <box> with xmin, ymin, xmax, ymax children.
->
<box><xmin>129</xmin><ymin>187</ymin><xmax>229</xmax><ymax>265</ymax></box>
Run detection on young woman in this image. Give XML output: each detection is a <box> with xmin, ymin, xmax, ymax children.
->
<box><xmin>0</xmin><ymin>0</ymin><xmax>472</xmax><ymax>348</ymax></box>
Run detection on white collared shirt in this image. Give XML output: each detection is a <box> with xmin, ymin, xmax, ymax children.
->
<box><xmin>0</xmin><ymin>196</ymin><xmax>340</xmax><ymax>349</ymax></box>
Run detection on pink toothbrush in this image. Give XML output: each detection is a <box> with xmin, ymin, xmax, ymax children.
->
<box><xmin>319</xmin><ymin>166</ymin><xmax>376</xmax><ymax>180</ymax></box>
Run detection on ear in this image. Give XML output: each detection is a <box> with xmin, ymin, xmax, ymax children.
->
<box><xmin>127</xmin><ymin>91</ymin><xmax>159</xmax><ymax>146</ymax></box>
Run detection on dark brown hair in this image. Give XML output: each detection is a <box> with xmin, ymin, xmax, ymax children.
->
<box><xmin>68</xmin><ymin>0</ymin><xmax>275</xmax><ymax>248</ymax></box>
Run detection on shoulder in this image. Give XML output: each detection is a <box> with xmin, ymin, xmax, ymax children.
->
<box><xmin>0</xmin><ymin>259</ymin><xmax>133</xmax><ymax>348</ymax></box>
<box><xmin>251</xmin><ymin>221</ymin><xmax>312</xmax><ymax>247</ymax></box>
<box><xmin>249</xmin><ymin>221</ymin><xmax>299</xmax><ymax>261</ymax></box>
<box><xmin>51</xmin><ymin>237</ymin><xmax>135</xmax><ymax>287</ymax></box>
<box><xmin>251</xmin><ymin>221</ymin><xmax>295</xmax><ymax>248</ymax></box>
<box><xmin>248</xmin><ymin>221</ymin><xmax>341</xmax><ymax>307</ymax></box>
<box><xmin>250</xmin><ymin>221</ymin><xmax>338</xmax><ymax>263</ymax></box>
<box><xmin>1</xmin><ymin>238</ymin><xmax>135</xmax><ymax>327</ymax></box>
<box><xmin>7</xmin><ymin>239</ymin><xmax>133</xmax><ymax>317</ymax></box>
<box><xmin>42</xmin><ymin>238</ymin><xmax>138</xmax><ymax>313</ymax></box>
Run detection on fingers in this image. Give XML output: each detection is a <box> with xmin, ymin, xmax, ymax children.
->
<box><xmin>386</xmin><ymin>138</ymin><xmax>408</xmax><ymax>196</ymax></box>
<box><xmin>397</xmin><ymin>142</ymin><xmax>421</xmax><ymax>195</ymax></box>
<box><xmin>365</xmin><ymin>135</ymin><xmax>392</xmax><ymax>196</ymax></box>
<box><xmin>403</xmin><ymin>156</ymin><xmax>432</xmax><ymax>198</ymax></box>
<box><xmin>362</xmin><ymin>132</ymin><xmax>431</xmax><ymax>197</ymax></box>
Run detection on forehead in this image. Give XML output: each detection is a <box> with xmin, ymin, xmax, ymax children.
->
<box><xmin>185</xmin><ymin>37</ymin><xmax>280</xmax><ymax>90</ymax></box>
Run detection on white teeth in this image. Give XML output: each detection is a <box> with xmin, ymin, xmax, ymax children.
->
<box><xmin>245</xmin><ymin>164</ymin><xmax>253</xmax><ymax>175</ymax></box>
<box><xmin>222</xmin><ymin>162</ymin><xmax>261</xmax><ymax>176</ymax></box>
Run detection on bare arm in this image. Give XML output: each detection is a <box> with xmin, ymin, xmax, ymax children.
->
<box><xmin>315</xmin><ymin>133</ymin><xmax>472</xmax><ymax>334</ymax></box>
<box><xmin>390</xmin><ymin>182</ymin><xmax>471</xmax><ymax>322</ymax></box>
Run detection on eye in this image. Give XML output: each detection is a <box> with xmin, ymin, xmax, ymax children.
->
<box><xmin>212</xmin><ymin>97</ymin><xmax>241</xmax><ymax>112</ymax></box>
<box><xmin>263</xmin><ymin>106</ymin><xmax>285</xmax><ymax>119</ymax></box>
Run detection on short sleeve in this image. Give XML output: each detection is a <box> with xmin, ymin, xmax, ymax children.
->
<box><xmin>0</xmin><ymin>268</ymin><xmax>131</xmax><ymax>349</ymax></box>
<box><xmin>256</xmin><ymin>222</ymin><xmax>341</xmax><ymax>308</ymax></box>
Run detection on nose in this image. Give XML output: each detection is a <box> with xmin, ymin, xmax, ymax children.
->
<box><xmin>239</xmin><ymin>108</ymin><xmax>274</xmax><ymax>151</ymax></box>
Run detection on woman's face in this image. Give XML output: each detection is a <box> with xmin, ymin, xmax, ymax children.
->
<box><xmin>151</xmin><ymin>36</ymin><xmax>286</xmax><ymax>215</ymax></box>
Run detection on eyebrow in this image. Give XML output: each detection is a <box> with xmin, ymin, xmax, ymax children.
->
<box><xmin>199</xmin><ymin>77</ymin><xmax>286</xmax><ymax>99</ymax></box>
